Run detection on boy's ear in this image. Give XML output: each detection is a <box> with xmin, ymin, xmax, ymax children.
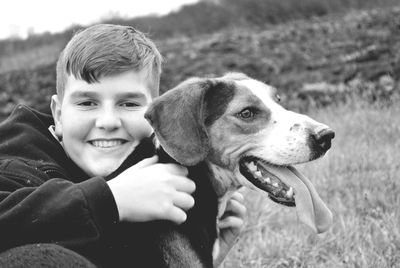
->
<box><xmin>50</xmin><ymin>95</ymin><xmax>63</xmax><ymax>139</ymax></box>
<box><xmin>145</xmin><ymin>79</ymin><xmax>211</xmax><ymax>166</ymax></box>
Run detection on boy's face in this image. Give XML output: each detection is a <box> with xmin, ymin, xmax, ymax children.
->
<box><xmin>51</xmin><ymin>70</ymin><xmax>154</xmax><ymax>177</ymax></box>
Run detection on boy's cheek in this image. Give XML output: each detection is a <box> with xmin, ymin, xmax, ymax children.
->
<box><xmin>60</xmin><ymin>117</ymin><xmax>92</xmax><ymax>144</ymax></box>
<box><xmin>129</xmin><ymin>117</ymin><xmax>153</xmax><ymax>139</ymax></box>
<box><xmin>62</xmin><ymin>115</ymin><xmax>89</xmax><ymax>135</ymax></box>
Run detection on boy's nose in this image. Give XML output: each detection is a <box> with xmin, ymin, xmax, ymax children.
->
<box><xmin>95</xmin><ymin>109</ymin><xmax>122</xmax><ymax>130</ymax></box>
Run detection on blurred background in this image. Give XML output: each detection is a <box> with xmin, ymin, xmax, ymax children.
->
<box><xmin>1</xmin><ymin>0</ymin><xmax>399</xmax><ymax>267</ymax></box>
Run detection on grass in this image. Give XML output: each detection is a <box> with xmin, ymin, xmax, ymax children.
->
<box><xmin>222</xmin><ymin>100</ymin><xmax>400</xmax><ymax>267</ymax></box>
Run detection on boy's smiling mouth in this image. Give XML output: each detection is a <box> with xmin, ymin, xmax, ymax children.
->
<box><xmin>88</xmin><ymin>139</ymin><xmax>128</xmax><ymax>148</ymax></box>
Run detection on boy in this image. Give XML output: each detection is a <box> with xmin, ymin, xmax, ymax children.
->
<box><xmin>0</xmin><ymin>24</ymin><xmax>245</xmax><ymax>267</ymax></box>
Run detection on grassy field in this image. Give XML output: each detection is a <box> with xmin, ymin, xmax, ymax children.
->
<box><xmin>222</xmin><ymin>100</ymin><xmax>400</xmax><ymax>268</ymax></box>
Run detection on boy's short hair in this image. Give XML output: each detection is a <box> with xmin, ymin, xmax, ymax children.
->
<box><xmin>56</xmin><ymin>24</ymin><xmax>162</xmax><ymax>99</ymax></box>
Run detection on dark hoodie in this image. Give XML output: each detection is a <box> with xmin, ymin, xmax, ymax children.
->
<box><xmin>0</xmin><ymin>105</ymin><xmax>158</xmax><ymax>266</ymax></box>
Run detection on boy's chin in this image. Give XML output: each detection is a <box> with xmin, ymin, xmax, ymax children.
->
<box><xmin>78</xmin><ymin>143</ymin><xmax>140</xmax><ymax>177</ymax></box>
<box><xmin>84</xmin><ymin>160</ymin><xmax>124</xmax><ymax>178</ymax></box>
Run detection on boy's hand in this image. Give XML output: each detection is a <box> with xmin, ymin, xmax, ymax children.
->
<box><xmin>214</xmin><ymin>191</ymin><xmax>247</xmax><ymax>267</ymax></box>
<box><xmin>107</xmin><ymin>156</ymin><xmax>196</xmax><ymax>224</ymax></box>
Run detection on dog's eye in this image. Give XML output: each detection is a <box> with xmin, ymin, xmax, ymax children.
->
<box><xmin>238</xmin><ymin>108</ymin><xmax>255</xmax><ymax>119</ymax></box>
<box><xmin>275</xmin><ymin>94</ymin><xmax>281</xmax><ymax>102</ymax></box>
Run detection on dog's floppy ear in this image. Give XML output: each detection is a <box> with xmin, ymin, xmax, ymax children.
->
<box><xmin>145</xmin><ymin>78</ymin><xmax>212</xmax><ymax>166</ymax></box>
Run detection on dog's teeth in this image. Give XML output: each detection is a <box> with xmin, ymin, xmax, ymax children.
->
<box><xmin>247</xmin><ymin>162</ymin><xmax>258</xmax><ymax>172</ymax></box>
<box><xmin>265</xmin><ymin>177</ymin><xmax>271</xmax><ymax>184</ymax></box>
<box><xmin>272</xmin><ymin>182</ymin><xmax>279</xmax><ymax>187</ymax></box>
<box><xmin>286</xmin><ymin>187</ymin><xmax>294</xmax><ymax>198</ymax></box>
<box><xmin>254</xmin><ymin>171</ymin><xmax>262</xmax><ymax>178</ymax></box>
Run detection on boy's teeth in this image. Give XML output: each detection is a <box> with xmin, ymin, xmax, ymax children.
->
<box><xmin>91</xmin><ymin>140</ymin><xmax>123</xmax><ymax>148</ymax></box>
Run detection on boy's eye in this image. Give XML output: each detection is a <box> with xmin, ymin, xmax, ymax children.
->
<box><xmin>120</xmin><ymin>102</ymin><xmax>140</xmax><ymax>108</ymax></box>
<box><xmin>78</xmin><ymin>101</ymin><xmax>97</xmax><ymax>107</ymax></box>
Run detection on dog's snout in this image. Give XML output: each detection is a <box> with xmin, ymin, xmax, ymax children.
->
<box><xmin>313</xmin><ymin>128</ymin><xmax>335</xmax><ymax>151</ymax></box>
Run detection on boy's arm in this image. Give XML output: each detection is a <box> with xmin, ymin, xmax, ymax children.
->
<box><xmin>107</xmin><ymin>156</ymin><xmax>196</xmax><ymax>224</ymax></box>
<box><xmin>0</xmin><ymin>162</ymin><xmax>118</xmax><ymax>251</ymax></box>
<box><xmin>0</xmin><ymin>156</ymin><xmax>196</xmax><ymax>252</ymax></box>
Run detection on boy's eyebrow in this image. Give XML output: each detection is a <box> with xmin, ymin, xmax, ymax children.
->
<box><xmin>69</xmin><ymin>91</ymin><xmax>147</xmax><ymax>100</ymax></box>
<box><xmin>115</xmin><ymin>92</ymin><xmax>148</xmax><ymax>100</ymax></box>
<box><xmin>69</xmin><ymin>91</ymin><xmax>99</xmax><ymax>99</ymax></box>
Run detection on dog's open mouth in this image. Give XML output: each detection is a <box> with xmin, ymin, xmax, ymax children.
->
<box><xmin>239</xmin><ymin>156</ymin><xmax>333</xmax><ymax>233</ymax></box>
<box><xmin>239</xmin><ymin>157</ymin><xmax>295</xmax><ymax>206</ymax></box>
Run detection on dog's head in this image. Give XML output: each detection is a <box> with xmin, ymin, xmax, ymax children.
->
<box><xmin>145</xmin><ymin>73</ymin><xmax>334</xmax><ymax>233</ymax></box>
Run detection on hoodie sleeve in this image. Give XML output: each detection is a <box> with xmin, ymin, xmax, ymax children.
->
<box><xmin>0</xmin><ymin>162</ymin><xmax>119</xmax><ymax>252</ymax></box>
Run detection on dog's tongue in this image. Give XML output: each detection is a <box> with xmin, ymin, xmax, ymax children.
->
<box><xmin>264</xmin><ymin>165</ymin><xmax>332</xmax><ymax>233</ymax></box>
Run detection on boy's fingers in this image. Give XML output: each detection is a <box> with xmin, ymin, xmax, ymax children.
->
<box><xmin>219</xmin><ymin>199</ymin><xmax>247</xmax><ymax>223</ymax></box>
<box><xmin>167</xmin><ymin>207</ymin><xmax>187</xmax><ymax>224</ymax></box>
<box><xmin>171</xmin><ymin>176</ymin><xmax>196</xmax><ymax>193</ymax></box>
<box><xmin>134</xmin><ymin>155</ymin><xmax>159</xmax><ymax>168</ymax></box>
<box><xmin>218</xmin><ymin>216</ymin><xmax>244</xmax><ymax>230</ymax></box>
<box><xmin>164</xmin><ymin>164</ymin><xmax>188</xmax><ymax>176</ymax></box>
<box><xmin>175</xmin><ymin>165</ymin><xmax>189</xmax><ymax>176</ymax></box>
<box><xmin>173</xmin><ymin>192</ymin><xmax>195</xmax><ymax>211</ymax></box>
<box><xmin>230</xmin><ymin>191</ymin><xmax>244</xmax><ymax>202</ymax></box>
<box><xmin>224</xmin><ymin>199</ymin><xmax>247</xmax><ymax>218</ymax></box>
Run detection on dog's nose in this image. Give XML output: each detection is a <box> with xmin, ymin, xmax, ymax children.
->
<box><xmin>313</xmin><ymin>128</ymin><xmax>335</xmax><ymax>151</ymax></box>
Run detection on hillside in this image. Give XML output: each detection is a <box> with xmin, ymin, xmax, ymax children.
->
<box><xmin>0</xmin><ymin>5</ymin><xmax>399</xmax><ymax>120</ymax></box>
<box><xmin>158</xmin><ymin>6</ymin><xmax>399</xmax><ymax>109</ymax></box>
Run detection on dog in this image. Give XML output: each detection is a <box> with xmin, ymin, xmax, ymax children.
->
<box><xmin>107</xmin><ymin>72</ymin><xmax>334</xmax><ymax>267</ymax></box>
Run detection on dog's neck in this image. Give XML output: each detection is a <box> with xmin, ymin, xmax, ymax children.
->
<box><xmin>207</xmin><ymin>162</ymin><xmax>241</xmax><ymax>218</ymax></box>
<box><xmin>152</xmin><ymin>135</ymin><xmax>239</xmax><ymax>218</ymax></box>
